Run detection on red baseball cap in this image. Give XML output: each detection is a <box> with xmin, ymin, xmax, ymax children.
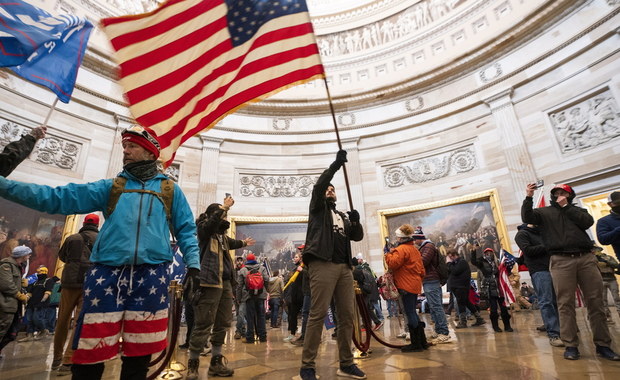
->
<box><xmin>84</xmin><ymin>214</ymin><xmax>100</xmax><ymax>226</ymax></box>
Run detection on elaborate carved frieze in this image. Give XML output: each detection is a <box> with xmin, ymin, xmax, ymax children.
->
<box><xmin>0</xmin><ymin>120</ymin><xmax>82</xmax><ymax>171</ymax></box>
<box><xmin>479</xmin><ymin>62</ymin><xmax>503</xmax><ymax>83</ymax></box>
<box><xmin>273</xmin><ymin>118</ymin><xmax>291</xmax><ymax>131</ymax></box>
<box><xmin>405</xmin><ymin>96</ymin><xmax>424</xmax><ymax>112</ymax></box>
<box><xmin>316</xmin><ymin>0</ymin><xmax>464</xmax><ymax>58</ymax></box>
<box><xmin>164</xmin><ymin>163</ymin><xmax>180</xmax><ymax>182</ymax></box>
<box><xmin>338</xmin><ymin>113</ymin><xmax>356</xmax><ymax>126</ymax></box>
<box><xmin>548</xmin><ymin>89</ymin><xmax>620</xmax><ymax>154</ymax></box>
<box><xmin>239</xmin><ymin>175</ymin><xmax>318</xmax><ymax>197</ymax></box>
<box><xmin>383</xmin><ymin>146</ymin><xmax>477</xmax><ymax>187</ymax></box>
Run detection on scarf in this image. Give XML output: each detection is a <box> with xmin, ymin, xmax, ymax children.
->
<box><xmin>124</xmin><ymin>160</ymin><xmax>158</xmax><ymax>181</ymax></box>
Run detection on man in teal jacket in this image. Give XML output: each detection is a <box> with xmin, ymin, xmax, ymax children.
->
<box><xmin>0</xmin><ymin>126</ymin><xmax>200</xmax><ymax>379</ymax></box>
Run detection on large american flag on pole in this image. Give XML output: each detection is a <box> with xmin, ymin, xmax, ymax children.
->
<box><xmin>102</xmin><ymin>0</ymin><xmax>324</xmax><ymax>166</ymax></box>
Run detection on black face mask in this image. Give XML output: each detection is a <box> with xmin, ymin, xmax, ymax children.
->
<box><xmin>217</xmin><ymin>220</ymin><xmax>230</xmax><ymax>234</ymax></box>
<box><xmin>611</xmin><ymin>206</ymin><xmax>620</xmax><ymax>214</ymax></box>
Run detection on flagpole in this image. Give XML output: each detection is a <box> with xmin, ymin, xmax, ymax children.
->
<box><xmin>322</xmin><ymin>76</ymin><xmax>354</xmax><ymax>211</ymax></box>
<box><xmin>42</xmin><ymin>97</ymin><xmax>59</xmax><ymax>127</ymax></box>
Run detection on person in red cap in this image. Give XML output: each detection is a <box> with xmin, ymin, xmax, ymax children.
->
<box><xmin>51</xmin><ymin>214</ymin><xmax>100</xmax><ymax>374</ymax></box>
<box><xmin>523</xmin><ymin>183</ymin><xmax>620</xmax><ymax>361</ymax></box>
<box><xmin>0</xmin><ymin>125</ymin><xmax>202</xmax><ymax>378</ymax></box>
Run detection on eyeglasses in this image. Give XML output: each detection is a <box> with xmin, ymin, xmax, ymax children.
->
<box><xmin>122</xmin><ymin>125</ymin><xmax>160</xmax><ymax>150</ymax></box>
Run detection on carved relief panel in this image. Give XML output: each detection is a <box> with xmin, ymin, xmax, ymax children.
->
<box><xmin>239</xmin><ymin>174</ymin><xmax>318</xmax><ymax>198</ymax></box>
<box><xmin>383</xmin><ymin>145</ymin><xmax>477</xmax><ymax>188</ymax></box>
<box><xmin>548</xmin><ymin>88</ymin><xmax>620</xmax><ymax>154</ymax></box>
<box><xmin>0</xmin><ymin>119</ymin><xmax>83</xmax><ymax>171</ymax></box>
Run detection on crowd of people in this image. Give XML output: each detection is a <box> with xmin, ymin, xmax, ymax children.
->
<box><xmin>0</xmin><ymin>125</ymin><xmax>619</xmax><ymax>380</ymax></box>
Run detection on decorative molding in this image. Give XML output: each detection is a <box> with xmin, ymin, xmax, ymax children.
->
<box><xmin>383</xmin><ymin>145</ymin><xmax>477</xmax><ymax>187</ymax></box>
<box><xmin>0</xmin><ymin>120</ymin><xmax>82</xmax><ymax>171</ymax></box>
<box><xmin>405</xmin><ymin>96</ymin><xmax>424</xmax><ymax>112</ymax></box>
<box><xmin>337</xmin><ymin>113</ymin><xmax>356</xmax><ymax>126</ymax></box>
<box><xmin>548</xmin><ymin>88</ymin><xmax>620</xmax><ymax>154</ymax></box>
<box><xmin>479</xmin><ymin>62</ymin><xmax>503</xmax><ymax>83</ymax></box>
<box><xmin>272</xmin><ymin>118</ymin><xmax>291</xmax><ymax>131</ymax></box>
<box><xmin>239</xmin><ymin>174</ymin><xmax>318</xmax><ymax>198</ymax></box>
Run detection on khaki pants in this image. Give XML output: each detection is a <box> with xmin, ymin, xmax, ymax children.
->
<box><xmin>189</xmin><ymin>280</ymin><xmax>233</xmax><ymax>353</ymax></box>
<box><xmin>53</xmin><ymin>287</ymin><xmax>83</xmax><ymax>364</ymax></box>
<box><xmin>550</xmin><ymin>253</ymin><xmax>612</xmax><ymax>347</ymax></box>
<box><xmin>301</xmin><ymin>261</ymin><xmax>355</xmax><ymax>369</ymax></box>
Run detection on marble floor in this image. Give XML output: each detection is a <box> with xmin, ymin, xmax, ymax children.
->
<box><xmin>1</xmin><ymin>308</ymin><xmax>620</xmax><ymax>380</ymax></box>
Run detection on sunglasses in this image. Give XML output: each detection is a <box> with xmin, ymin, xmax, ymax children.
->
<box><xmin>122</xmin><ymin>125</ymin><xmax>160</xmax><ymax>150</ymax></box>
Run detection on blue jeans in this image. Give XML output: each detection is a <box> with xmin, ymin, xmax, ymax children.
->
<box><xmin>268</xmin><ymin>297</ymin><xmax>280</xmax><ymax>327</ymax></box>
<box><xmin>372</xmin><ymin>301</ymin><xmax>384</xmax><ymax>321</ymax></box>
<box><xmin>400</xmin><ymin>290</ymin><xmax>419</xmax><ymax>329</ymax></box>
<box><xmin>531</xmin><ymin>270</ymin><xmax>560</xmax><ymax>338</ymax></box>
<box><xmin>236</xmin><ymin>301</ymin><xmax>246</xmax><ymax>335</ymax></box>
<box><xmin>386</xmin><ymin>299</ymin><xmax>398</xmax><ymax>317</ymax></box>
<box><xmin>423</xmin><ymin>280</ymin><xmax>449</xmax><ymax>335</ymax></box>
<box><xmin>245</xmin><ymin>298</ymin><xmax>266</xmax><ymax>341</ymax></box>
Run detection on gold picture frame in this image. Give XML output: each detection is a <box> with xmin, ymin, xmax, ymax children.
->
<box><xmin>378</xmin><ymin>189</ymin><xmax>510</xmax><ymax>263</ymax></box>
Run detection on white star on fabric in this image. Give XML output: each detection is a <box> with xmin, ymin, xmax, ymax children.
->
<box><xmin>112</xmin><ymin>268</ymin><xmax>121</xmax><ymax>276</ymax></box>
<box><xmin>159</xmin><ymin>275</ymin><xmax>167</xmax><ymax>284</ymax></box>
<box><xmin>117</xmin><ymin>297</ymin><xmax>126</xmax><ymax>306</ymax></box>
<box><xmin>160</xmin><ymin>294</ymin><xmax>167</xmax><ymax>303</ymax></box>
<box><xmin>137</xmin><ymin>277</ymin><xmax>145</xmax><ymax>286</ymax></box>
<box><xmin>90</xmin><ymin>268</ymin><xmax>98</xmax><ymax>275</ymax></box>
<box><xmin>149</xmin><ymin>268</ymin><xmax>157</xmax><ymax>276</ymax></box>
<box><xmin>104</xmin><ymin>286</ymin><xmax>114</xmax><ymax>296</ymax></box>
<box><xmin>84</xmin><ymin>288</ymin><xmax>91</xmax><ymax>297</ymax></box>
<box><xmin>91</xmin><ymin>297</ymin><xmax>100</xmax><ymax>307</ymax></box>
<box><xmin>135</xmin><ymin>296</ymin><xmax>145</xmax><ymax>305</ymax></box>
<box><xmin>119</xmin><ymin>277</ymin><xmax>129</xmax><ymax>287</ymax></box>
<box><xmin>149</xmin><ymin>286</ymin><xmax>157</xmax><ymax>295</ymax></box>
<box><xmin>95</xmin><ymin>276</ymin><xmax>105</xmax><ymax>286</ymax></box>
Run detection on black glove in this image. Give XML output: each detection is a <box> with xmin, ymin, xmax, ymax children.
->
<box><xmin>347</xmin><ymin>210</ymin><xmax>360</xmax><ymax>223</ymax></box>
<box><xmin>183</xmin><ymin>267</ymin><xmax>200</xmax><ymax>296</ymax></box>
<box><xmin>329</xmin><ymin>149</ymin><xmax>348</xmax><ymax>171</ymax></box>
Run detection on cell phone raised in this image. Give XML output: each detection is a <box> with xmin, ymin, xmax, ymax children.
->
<box><xmin>534</xmin><ymin>179</ymin><xmax>544</xmax><ymax>189</ymax></box>
<box><xmin>225</xmin><ymin>192</ymin><xmax>231</xmax><ymax>198</ymax></box>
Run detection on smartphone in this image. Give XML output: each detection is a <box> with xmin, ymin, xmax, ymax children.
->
<box><xmin>225</xmin><ymin>192</ymin><xmax>231</xmax><ymax>198</ymax></box>
<box><xmin>534</xmin><ymin>179</ymin><xmax>544</xmax><ymax>189</ymax></box>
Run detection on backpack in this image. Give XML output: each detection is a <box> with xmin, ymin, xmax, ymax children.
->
<box><xmin>436</xmin><ymin>251</ymin><xmax>449</xmax><ymax>286</ymax></box>
<box><xmin>107</xmin><ymin>176</ymin><xmax>175</xmax><ymax>238</ymax></box>
<box><xmin>379</xmin><ymin>272</ymin><xmax>399</xmax><ymax>300</ymax></box>
<box><xmin>245</xmin><ymin>268</ymin><xmax>264</xmax><ymax>296</ymax></box>
<box><xmin>360</xmin><ymin>268</ymin><xmax>376</xmax><ymax>295</ymax></box>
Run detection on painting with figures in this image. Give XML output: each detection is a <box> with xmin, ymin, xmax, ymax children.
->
<box><xmin>0</xmin><ymin>198</ymin><xmax>67</xmax><ymax>276</ymax></box>
<box><xmin>230</xmin><ymin>218</ymin><xmax>307</xmax><ymax>277</ymax></box>
<box><xmin>380</xmin><ymin>190</ymin><xmax>509</xmax><ymax>264</ymax></box>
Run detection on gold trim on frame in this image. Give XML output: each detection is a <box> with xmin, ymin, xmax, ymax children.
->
<box><xmin>377</xmin><ymin>189</ymin><xmax>510</xmax><ymax>253</ymax></box>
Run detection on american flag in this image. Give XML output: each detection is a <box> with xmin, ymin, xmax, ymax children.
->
<box><xmin>102</xmin><ymin>0</ymin><xmax>324</xmax><ymax>166</ymax></box>
<box><xmin>498</xmin><ymin>249</ymin><xmax>517</xmax><ymax>307</ymax></box>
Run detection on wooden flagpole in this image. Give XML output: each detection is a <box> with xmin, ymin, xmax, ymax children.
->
<box><xmin>322</xmin><ymin>76</ymin><xmax>354</xmax><ymax>211</ymax></box>
<box><xmin>42</xmin><ymin>97</ymin><xmax>59</xmax><ymax>127</ymax></box>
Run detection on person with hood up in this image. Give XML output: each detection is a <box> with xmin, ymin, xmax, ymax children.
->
<box><xmin>267</xmin><ymin>269</ymin><xmax>284</xmax><ymax>328</ymax></box>
<box><xmin>597</xmin><ymin>191</ymin><xmax>620</xmax><ymax>262</ymax></box>
<box><xmin>0</xmin><ymin>245</ymin><xmax>32</xmax><ymax>354</ymax></box>
<box><xmin>237</xmin><ymin>253</ymin><xmax>269</xmax><ymax>343</ymax></box>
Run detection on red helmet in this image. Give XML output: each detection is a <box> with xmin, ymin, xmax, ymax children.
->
<box><xmin>550</xmin><ymin>184</ymin><xmax>575</xmax><ymax>203</ymax></box>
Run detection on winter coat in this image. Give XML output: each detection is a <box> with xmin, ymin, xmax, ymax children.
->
<box><xmin>384</xmin><ymin>240</ymin><xmax>425</xmax><ymax>294</ymax></box>
<box><xmin>447</xmin><ymin>257</ymin><xmax>471</xmax><ymax>290</ymax></box>
<box><xmin>514</xmin><ymin>224</ymin><xmax>550</xmax><ymax>274</ymax></box>
<box><xmin>0</xmin><ymin>171</ymin><xmax>200</xmax><ymax>269</ymax></box>
<box><xmin>0</xmin><ymin>257</ymin><xmax>23</xmax><ymax>313</ymax></box>
<box><xmin>58</xmin><ymin>224</ymin><xmax>98</xmax><ymax>289</ymax></box>
<box><xmin>302</xmin><ymin>165</ymin><xmax>363</xmax><ymax>266</ymax></box>
<box><xmin>521</xmin><ymin>196</ymin><xmax>594</xmax><ymax>254</ymax></box>
<box><xmin>471</xmin><ymin>251</ymin><xmax>499</xmax><ymax>298</ymax></box>
<box><xmin>0</xmin><ymin>134</ymin><xmax>36</xmax><ymax>177</ymax></box>
<box><xmin>419</xmin><ymin>240</ymin><xmax>440</xmax><ymax>283</ymax></box>
<box><xmin>267</xmin><ymin>276</ymin><xmax>284</xmax><ymax>298</ymax></box>
<box><xmin>596</xmin><ymin>211</ymin><xmax>620</xmax><ymax>257</ymax></box>
<box><xmin>196</xmin><ymin>206</ymin><xmax>245</xmax><ymax>288</ymax></box>
<box><xmin>237</xmin><ymin>262</ymin><xmax>269</xmax><ymax>302</ymax></box>
<box><xmin>25</xmin><ymin>274</ymin><xmax>53</xmax><ymax>309</ymax></box>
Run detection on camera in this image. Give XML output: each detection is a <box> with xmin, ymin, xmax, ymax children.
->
<box><xmin>534</xmin><ymin>179</ymin><xmax>544</xmax><ymax>189</ymax></box>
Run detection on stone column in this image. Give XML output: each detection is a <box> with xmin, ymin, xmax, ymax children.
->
<box><xmin>107</xmin><ymin>115</ymin><xmax>133</xmax><ymax>178</ymax></box>
<box><xmin>197</xmin><ymin>135</ymin><xmax>223</xmax><ymax>213</ymax></box>
<box><xmin>483</xmin><ymin>89</ymin><xmax>537</xmax><ymax>202</ymax></box>
<box><xmin>340</xmin><ymin>138</ymin><xmax>370</xmax><ymax>258</ymax></box>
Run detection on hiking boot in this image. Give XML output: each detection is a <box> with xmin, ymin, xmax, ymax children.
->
<box><xmin>56</xmin><ymin>364</ymin><xmax>72</xmax><ymax>377</ymax></box>
<box><xmin>337</xmin><ymin>364</ymin><xmax>367</xmax><ymax>379</ymax></box>
<box><xmin>563</xmin><ymin>347</ymin><xmax>580</xmax><ymax>360</ymax></box>
<box><xmin>300</xmin><ymin>368</ymin><xmax>317</xmax><ymax>380</ymax></box>
<box><xmin>186</xmin><ymin>358</ymin><xmax>199</xmax><ymax>380</ymax></box>
<box><xmin>208</xmin><ymin>354</ymin><xmax>234</xmax><ymax>377</ymax></box>
<box><xmin>549</xmin><ymin>337</ymin><xmax>564</xmax><ymax>347</ymax></box>
<box><xmin>51</xmin><ymin>359</ymin><xmax>62</xmax><ymax>370</ymax></box>
<box><xmin>39</xmin><ymin>329</ymin><xmax>50</xmax><ymax>339</ymax></box>
<box><xmin>234</xmin><ymin>331</ymin><xmax>242</xmax><ymax>340</ymax></box>
<box><xmin>431</xmin><ymin>334</ymin><xmax>451</xmax><ymax>344</ymax></box>
<box><xmin>596</xmin><ymin>345</ymin><xmax>620</xmax><ymax>361</ymax></box>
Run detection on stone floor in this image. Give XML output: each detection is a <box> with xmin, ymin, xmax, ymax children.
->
<box><xmin>1</xmin><ymin>308</ymin><xmax>620</xmax><ymax>379</ymax></box>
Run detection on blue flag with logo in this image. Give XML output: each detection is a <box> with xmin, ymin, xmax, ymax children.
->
<box><xmin>0</xmin><ymin>1</ymin><xmax>93</xmax><ymax>103</ymax></box>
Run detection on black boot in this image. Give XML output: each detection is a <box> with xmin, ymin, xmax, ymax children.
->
<box><xmin>472</xmin><ymin>311</ymin><xmax>486</xmax><ymax>326</ymax></box>
<box><xmin>417</xmin><ymin>322</ymin><xmax>430</xmax><ymax>350</ymax></box>
<box><xmin>209</xmin><ymin>354</ymin><xmax>234</xmax><ymax>377</ymax></box>
<box><xmin>120</xmin><ymin>355</ymin><xmax>151</xmax><ymax>380</ymax></box>
<box><xmin>501</xmin><ymin>310</ymin><xmax>513</xmax><ymax>332</ymax></box>
<box><xmin>455</xmin><ymin>313</ymin><xmax>468</xmax><ymax>329</ymax></box>
<box><xmin>490</xmin><ymin>312</ymin><xmax>502</xmax><ymax>333</ymax></box>
<box><xmin>401</xmin><ymin>324</ymin><xmax>423</xmax><ymax>352</ymax></box>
